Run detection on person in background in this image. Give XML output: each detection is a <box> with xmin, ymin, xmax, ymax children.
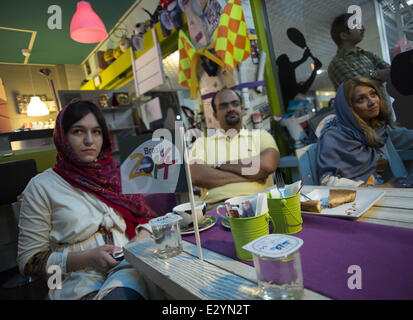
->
<box><xmin>189</xmin><ymin>88</ymin><xmax>280</xmax><ymax>211</ymax></box>
<box><xmin>328</xmin><ymin>14</ymin><xmax>391</xmax><ymax>96</ymax></box>
<box><xmin>328</xmin><ymin>98</ymin><xmax>335</xmax><ymax>108</ymax></box>
<box><xmin>17</xmin><ymin>101</ymin><xmax>157</xmax><ymax>300</ymax></box>
<box><xmin>317</xmin><ymin>77</ymin><xmax>413</xmax><ymax>187</ymax></box>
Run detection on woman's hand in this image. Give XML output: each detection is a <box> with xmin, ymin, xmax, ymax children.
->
<box><xmin>130</xmin><ymin>228</ymin><xmax>152</xmax><ymax>243</ymax></box>
<box><xmin>87</xmin><ymin>245</ymin><xmax>120</xmax><ymax>273</ymax></box>
<box><xmin>67</xmin><ymin>245</ymin><xmax>120</xmax><ymax>274</ymax></box>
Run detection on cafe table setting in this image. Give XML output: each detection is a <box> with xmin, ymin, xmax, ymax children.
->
<box><xmin>124</xmin><ymin>183</ymin><xmax>413</xmax><ymax>300</ymax></box>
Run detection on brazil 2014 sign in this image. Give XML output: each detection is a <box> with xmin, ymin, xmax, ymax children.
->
<box><xmin>119</xmin><ymin>130</ymin><xmax>187</xmax><ymax>194</ymax></box>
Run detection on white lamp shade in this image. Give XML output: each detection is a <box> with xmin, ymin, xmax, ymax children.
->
<box><xmin>27</xmin><ymin>96</ymin><xmax>50</xmax><ymax>117</ymax></box>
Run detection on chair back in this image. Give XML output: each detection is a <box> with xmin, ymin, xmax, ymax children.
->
<box><xmin>144</xmin><ymin>193</ymin><xmax>177</xmax><ymax>216</ymax></box>
<box><xmin>308</xmin><ymin>107</ymin><xmax>335</xmax><ymax>138</ymax></box>
<box><xmin>0</xmin><ymin>159</ymin><xmax>37</xmax><ymax>205</ymax></box>
<box><xmin>0</xmin><ymin>159</ymin><xmax>37</xmax><ymax>272</ymax></box>
<box><xmin>295</xmin><ymin>143</ymin><xmax>319</xmax><ymax>185</ymax></box>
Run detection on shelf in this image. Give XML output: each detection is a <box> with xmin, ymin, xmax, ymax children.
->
<box><xmin>100</xmin><ymin>104</ymin><xmax>133</xmax><ymax>111</ymax></box>
<box><xmin>80</xmin><ymin>14</ymin><xmax>187</xmax><ymax>91</ymax></box>
<box><xmin>109</xmin><ymin>125</ymin><xmax>139</xmax><ymax>132</ymax></box>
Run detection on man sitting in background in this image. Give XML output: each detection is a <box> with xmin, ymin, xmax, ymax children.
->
<box><xmin>189</xmin><ymin>88</ymin><xmax>280</xmax><ymax>211</ymax></box>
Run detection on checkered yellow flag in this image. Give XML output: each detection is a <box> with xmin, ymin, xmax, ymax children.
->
<box><xmin>214</xmin><ymin>0</ymin><xmax>251</xmax><ymax>70</ymax></box>
<box><xmin>178</xmin><ymin>30</ymin><xmax>196</xmax><ymax>91</ymax></box>
<box><xmin>178</xmin><ymin>30</ymin><xmax>225</xmax><ymax>99</ymax></box>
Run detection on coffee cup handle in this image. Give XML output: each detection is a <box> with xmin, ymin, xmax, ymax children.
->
<box><xmin>216</xmin><ymin>205</ymin><xmax>229</xmax><ymax>221</ymax></box>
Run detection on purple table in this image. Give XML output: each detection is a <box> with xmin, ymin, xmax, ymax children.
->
<box><xmin>183</xmin><ymin>211</ymin><xmax>413</xmax><ymax>300</ymax></box>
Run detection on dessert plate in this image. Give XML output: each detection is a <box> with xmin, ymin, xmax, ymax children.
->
<box><xmin>180</xmin><ymin>216</ymin><xmax>216</xmax><ymax>235</ymax></box>
<box><xmin>300</xmin><ymin>189</ymin><xmax>385</xmax><ymax>218</ymax></box>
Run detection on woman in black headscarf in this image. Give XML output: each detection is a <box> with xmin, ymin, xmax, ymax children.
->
<box><xmin>317</xmin><ymin>77</ymin><xmax>413</xmax><ymax>187</ymax></box>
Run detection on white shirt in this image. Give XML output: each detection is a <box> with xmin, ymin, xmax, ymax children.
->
<box><xmin>17</xmin><ymin>168</ymin><xmax>147</xmax><ymax>300</ymax></box>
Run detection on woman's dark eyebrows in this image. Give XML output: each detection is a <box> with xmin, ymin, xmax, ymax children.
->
<box><xmin>70</xmin><ymin>125</ymin><xmax>101</xmax><ymax>129</ymax></box>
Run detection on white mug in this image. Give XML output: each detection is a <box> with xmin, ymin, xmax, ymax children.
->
<box><xmin>172</xmin><ymin>201</ymin><xmax>206</xmax><ymax>227</ymax></box>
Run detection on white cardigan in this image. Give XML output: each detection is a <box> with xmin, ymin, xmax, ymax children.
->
<box><xmin>17</xmin><ymin>169</ymin><xmax>147</xmax><ymax>300</ymax></box>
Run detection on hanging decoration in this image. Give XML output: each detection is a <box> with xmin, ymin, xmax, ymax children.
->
<box><xmin>178</xmin><ymin>0</ymin><xmax>251</xmax><ymax>99</ymax></box>
<box><xmin>178</xmin><ymin>30</ymin><xmax>225</xmax><ymax>99</ymax></box>
<box><xmin>213</xmin><ymin>0</ymin><xmax>251</xmax><ymax>71</ymax></box>
<box><xmin>158</xmin><ymin>0</ymin><xmax>183</xmax><ymax>37</ymax></box>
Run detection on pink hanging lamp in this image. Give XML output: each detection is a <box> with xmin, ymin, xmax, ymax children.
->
<box><xmin>70</xmin><ymin>1</ymin><xmax>108</xmax><ymax>43</ymax></box>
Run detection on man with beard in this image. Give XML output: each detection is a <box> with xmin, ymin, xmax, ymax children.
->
<box><xmin>189</xmin><ymin>88</ymin><xmax>280</xmax><ymax>211</ymax></box>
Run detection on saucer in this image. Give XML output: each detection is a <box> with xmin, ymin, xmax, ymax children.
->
<box><xmin>221</xmin><ymin>218</ymin><xmax>230</xmax><ymax>229</ymax></box>
<box><xmin>180</xmin><ymin>216</ymin><xmax>216</xmax><ymax>235</ymax></box>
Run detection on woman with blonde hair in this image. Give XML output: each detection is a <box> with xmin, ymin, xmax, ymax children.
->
<box><xmin>317</xmin><ymin>77</ymin><xmax>413</xmax><ymax>187</ymax></box>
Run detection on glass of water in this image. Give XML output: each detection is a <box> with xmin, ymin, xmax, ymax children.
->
<box><xmin>243</xmin><ymin>234</ymin><xmax>304</xmax><ymax>300</ymax></box>
<box><xmin>149</xmin><ymin>213</ymin><xmax>183</xmax><ymax>259</ymax></box>
<box><xmin>253</xmin><ymin>251</ymin><xmax>303</xmax><ymax>300</ymax></box>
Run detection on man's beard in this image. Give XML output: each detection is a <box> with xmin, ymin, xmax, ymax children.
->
<box><xmin>225</xmin><ymin>112</ymin><xmax>241</xmax><ymax>126</ymax></box>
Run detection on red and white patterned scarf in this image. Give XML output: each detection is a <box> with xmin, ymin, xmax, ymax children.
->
<box><xmin>52</xmin><ymin>103</ymin><xmax>157</xmax><ymax>239</ymax></box>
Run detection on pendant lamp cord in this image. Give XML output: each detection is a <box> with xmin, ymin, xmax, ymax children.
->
<box><xmin>28</xmin><ymin>67</ymin><xmax>36</xmax><ymax>97</ymax></box>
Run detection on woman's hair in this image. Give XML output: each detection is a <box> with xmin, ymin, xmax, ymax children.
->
<box><xmin>343</xmin><ymin>77</ymin><xmax>393</xmax><ymax>145</ymax></box>
<box><xmin>62</xmin><ymin>100</ymin><xmax>111</xmax><ymax>149</ymax></box>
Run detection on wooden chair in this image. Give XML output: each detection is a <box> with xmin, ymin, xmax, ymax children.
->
<box><xmin>295</xmin><ymin>143</ymin><xmax>319</xmax><ymax>185</ymax></box>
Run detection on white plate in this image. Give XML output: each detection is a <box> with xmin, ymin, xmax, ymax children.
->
<box><xmin>300</xmin><ymin>189</ymin><xmax>385</xmax><ymax>218</ymax></box>
<box><xmin>180</xmin><ymin>216</ymin><xmax>217</xmax><ymax>235</ymax></box>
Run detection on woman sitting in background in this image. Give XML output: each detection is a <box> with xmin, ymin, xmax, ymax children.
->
<box><xmin>17</xmin><ymin>100</ymin><xmax>157</xmax><ymax>300</ymax></box>
<box><xmin>317</xmin><ymin>77</ymin><xmax>413</xmax><ymax>187</ymax></box>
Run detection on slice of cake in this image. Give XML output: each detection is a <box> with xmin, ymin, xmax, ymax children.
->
<box><xmin>301</xmin><ymin>200</ymin><xmax>322</xmax><ymax>213</ymax></box>
<box><xmin>328</xmin><ymin>189</ymin><xmax>357</xmax><ymax>208</ymax></box>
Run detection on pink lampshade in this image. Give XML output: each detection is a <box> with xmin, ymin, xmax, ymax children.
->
<box><xmin>70</xmin><ymin>1</ymin><xmax>108</xmax><ymax>43</ymax></box>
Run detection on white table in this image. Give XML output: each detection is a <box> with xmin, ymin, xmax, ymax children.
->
<box><xmin>300</xmin><ymin>185</ymin><xmax>413</xmax><ymax>230</ymax></box>
<box><xmin>124</xmin><ymin>186</ymin><xmax>413</xmax><ymax>300</ymax></box>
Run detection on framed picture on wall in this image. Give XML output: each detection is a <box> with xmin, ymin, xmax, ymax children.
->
<box><xmin>0</xmin><ymin>77</ymin><xmax>12</xmax><ymax>132</ymax></box>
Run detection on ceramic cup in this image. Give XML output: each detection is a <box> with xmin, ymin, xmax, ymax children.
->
<box><xmin>172</xmin><ymin>201</ymin><xmax>206</xmax><ymax>227</ymax></box>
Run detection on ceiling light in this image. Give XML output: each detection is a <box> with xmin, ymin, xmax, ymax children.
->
<box><xmin>27</xmin><ymin>96</ymin><xmax>50</xmax><ymax>117</ymax></box>
<box><xmin>70</xmin><ymin>1</ymin><xmax>107</xmax><ymax>43</ymax></box>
